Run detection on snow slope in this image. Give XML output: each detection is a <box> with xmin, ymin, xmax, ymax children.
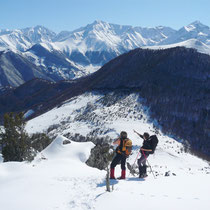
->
<box><xmin>1</xmin><ymin>92</ymin><xmax>210</xmax><ymax>210</ymax></box>
<box><xmin>143</xmin><ymin>38</ymin><xmax>210</xmax><ymax>55</ymax></box>
<box><xmin>0</xmin><ymin>136</ymin><xmax>104</xmax><ymax>210</ymax></box>
<box><xmin>0</xmin><ymin>135</ymin><xmax>209</xmax><ymax>210</ymax></box>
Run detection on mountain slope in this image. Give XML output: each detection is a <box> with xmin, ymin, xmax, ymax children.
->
<box><xmin>0</xmin><ymin>50</ymin><xmax>53</xmax><ymax>87</ymax></box>
<box><xmin>0</xmin><ymin>44</ymin><xmax>100</xmax><ymax>87</ymax></box>
<box><xmin>0</xmin><ymin>47</ymin><xmax>209</xmax><ymax>158</ymax></box>
<box><xmin>82</xmin><ymin>47</ymin><xmax>210</xmax><ymax>157</ymax></box>
<box><xmin>24</xmin><ymin>43</ymin><xmax>86</xmax><ymax>80</ymax></box>
<box><xmin>0</xmin><ymin>78</ymin><xmax>74</xmax><ymax>120</ymax></box>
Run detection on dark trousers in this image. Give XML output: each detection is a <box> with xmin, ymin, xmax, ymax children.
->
<box><xmin>138</xmin><ymin>153</ymin><xmax>149</xmax><ymax>175</ymax></box>
<box><xmin>110</xmin><ymin>153</ymin><xmax>126</xmax><ymax>170</ymax></box>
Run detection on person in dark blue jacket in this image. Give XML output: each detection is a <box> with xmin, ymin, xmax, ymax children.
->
<box><xmin>134</xmin><ymin>130</ymin><xmax>152</xmax><ymax>178</ymax></box>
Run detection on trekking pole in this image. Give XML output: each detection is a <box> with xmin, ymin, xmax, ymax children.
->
<box><xmin>142</xmin><ymin>150</ymin><xmax>156</xmax><ymax>179</ymax></box>
<box><xmin>128</xmin><ymin>150</ymin><xmax>141</xmax><ymax>177</ymax></box>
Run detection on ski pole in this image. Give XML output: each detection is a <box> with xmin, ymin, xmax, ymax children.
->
<box><xmin>142</xmin><ymin>150</ymin><xmax>156</xmax><ymax>179</ymax></box>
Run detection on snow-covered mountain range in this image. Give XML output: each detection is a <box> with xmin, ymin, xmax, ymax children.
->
<box><xmin>1</xmin><ymin>20</ymin><xmax>210</xmax><ymax>87</ymax></box>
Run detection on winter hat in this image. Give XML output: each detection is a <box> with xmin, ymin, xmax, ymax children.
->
<box><xmin>120</xmin><ymin>131</ymin><xmax>127</xmax><ymax>139</ymax></box>
<box><xmin>143</xmin><ymin>132</ymin><xmax>150</xmax><ymax>139</ymax></box>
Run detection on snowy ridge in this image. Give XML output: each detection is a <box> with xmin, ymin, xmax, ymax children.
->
<box><xmin>160</xmin><ymin>21</ymin><xmax>210</xmax><ymax>46</ymax></box>
<box><xmin>0</xmin><ymin>26</ymin><xmax>56</xmax><ymax>52</ymax></box>
<box><xmin>143</xmin><ymin>38</ymin><xmax>210</xmax><ymax>55</ymax></box>
<box><xmin>25</xmin><ymin>91</ymin><xmax>210</xmax><ymax>178</ymax></box>
<box><xmin>49</xmin><ymin>20</ymin><xmax>175</xmax><ymax>56</ymax></box>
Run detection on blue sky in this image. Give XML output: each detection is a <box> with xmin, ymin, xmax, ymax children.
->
<box><xmin>1</xmin><ymin>0</ymin><xmax>210</xmax><ymax>32</ymax></box>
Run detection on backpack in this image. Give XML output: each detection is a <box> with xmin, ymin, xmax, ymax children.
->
<box><xmin>117</xmin><ymin>138</ymin><xmax>132</xmax><ymax>156</ymax></box>
<box><xmin>124</xmin><ymin>139</ymin><xmax>132</xmax><ymax>156</ymax></box>
<box><xmin>149</xmin><ymin>135</ymin><xmax>158</xmax><ymax>154</ymax></box>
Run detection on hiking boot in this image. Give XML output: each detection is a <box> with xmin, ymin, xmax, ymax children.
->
<box><xmin>139</xmin><ymin>173</ymin><xmax>148</xmax><ymax>178</ymax></box>
<box><xmin>141</xmin><ymin>173</ymin><xmax>148</xmax><ymax>178</ymax></box>
<box><xmin>110</xmin><ymin>177</ymin><xmax>116</xmax><ymax>180</ymax></box>
<box><xmin>121</xmin><ymin>169</ymin><xmax>126</xmax><ymax>179</ymax></box>
<box><xmin>117</xmin><ymin>177</ymin><xmax>125</xmax><ymax>180</ymax></box>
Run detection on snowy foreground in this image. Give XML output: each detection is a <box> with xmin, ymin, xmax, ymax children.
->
<box><xmin>0</xmin><ymin>135</ymin><xmax>209</xmax><ymax>210</ymax></box>
<box><xmin>1</xmin><ymin>92</ymin><xmax>210</xmax><ymax>210</ymax></box>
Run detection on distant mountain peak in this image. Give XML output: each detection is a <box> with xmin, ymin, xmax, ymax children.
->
<box><xmin>156</xmin><ymin>26</ymin><xmax>164</xmax><ymax>29</ymax></box>
<box><xmin>92</xmin><ymin>20</ymin><xmax>107</xmax><ymax>25</ymax></box>
<box><xmin>184</xmin><ymin>21</ymin><xmax>209</xmax><ymax>31</ymax></box>
<box><xmin>22</xmin><ymin>25</ymin><xmax>56</xmax><ymax>35</ymax></box>
<box><xmin>34</xmin><ymin>25</ymin><xmax>50</xmax><ymax>30</ymax></box>
<box><xmin>87</xmin><ymin>20</ymin><xmax>113</xmax><ymax>31</ymax></box>
<box><xmin>189</xmin><ymin>20</ymin><xmax>204</xmax><ymax>26</ymax></box>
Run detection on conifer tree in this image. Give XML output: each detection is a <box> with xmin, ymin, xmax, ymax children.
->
<box><xmin>0</xmin><ymin>112</ymin><xmax>32</xmax><ymax>162</ymax></box>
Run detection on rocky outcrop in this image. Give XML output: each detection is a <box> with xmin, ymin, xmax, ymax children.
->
<box><xmin>86</xmin><ymin>143</ymin><xmax>114</xmax><ymax>170</ymax></box>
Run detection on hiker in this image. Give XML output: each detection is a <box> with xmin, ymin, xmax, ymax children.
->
<box><xmin>110</xmin><ymin>131</ymin><xmax>132</xmax><ymax>179</ymax></box>
<box><xmin>134</xmin><ymin>130</ymin><xmax>154</xmax><ymax>178</ymax></box>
